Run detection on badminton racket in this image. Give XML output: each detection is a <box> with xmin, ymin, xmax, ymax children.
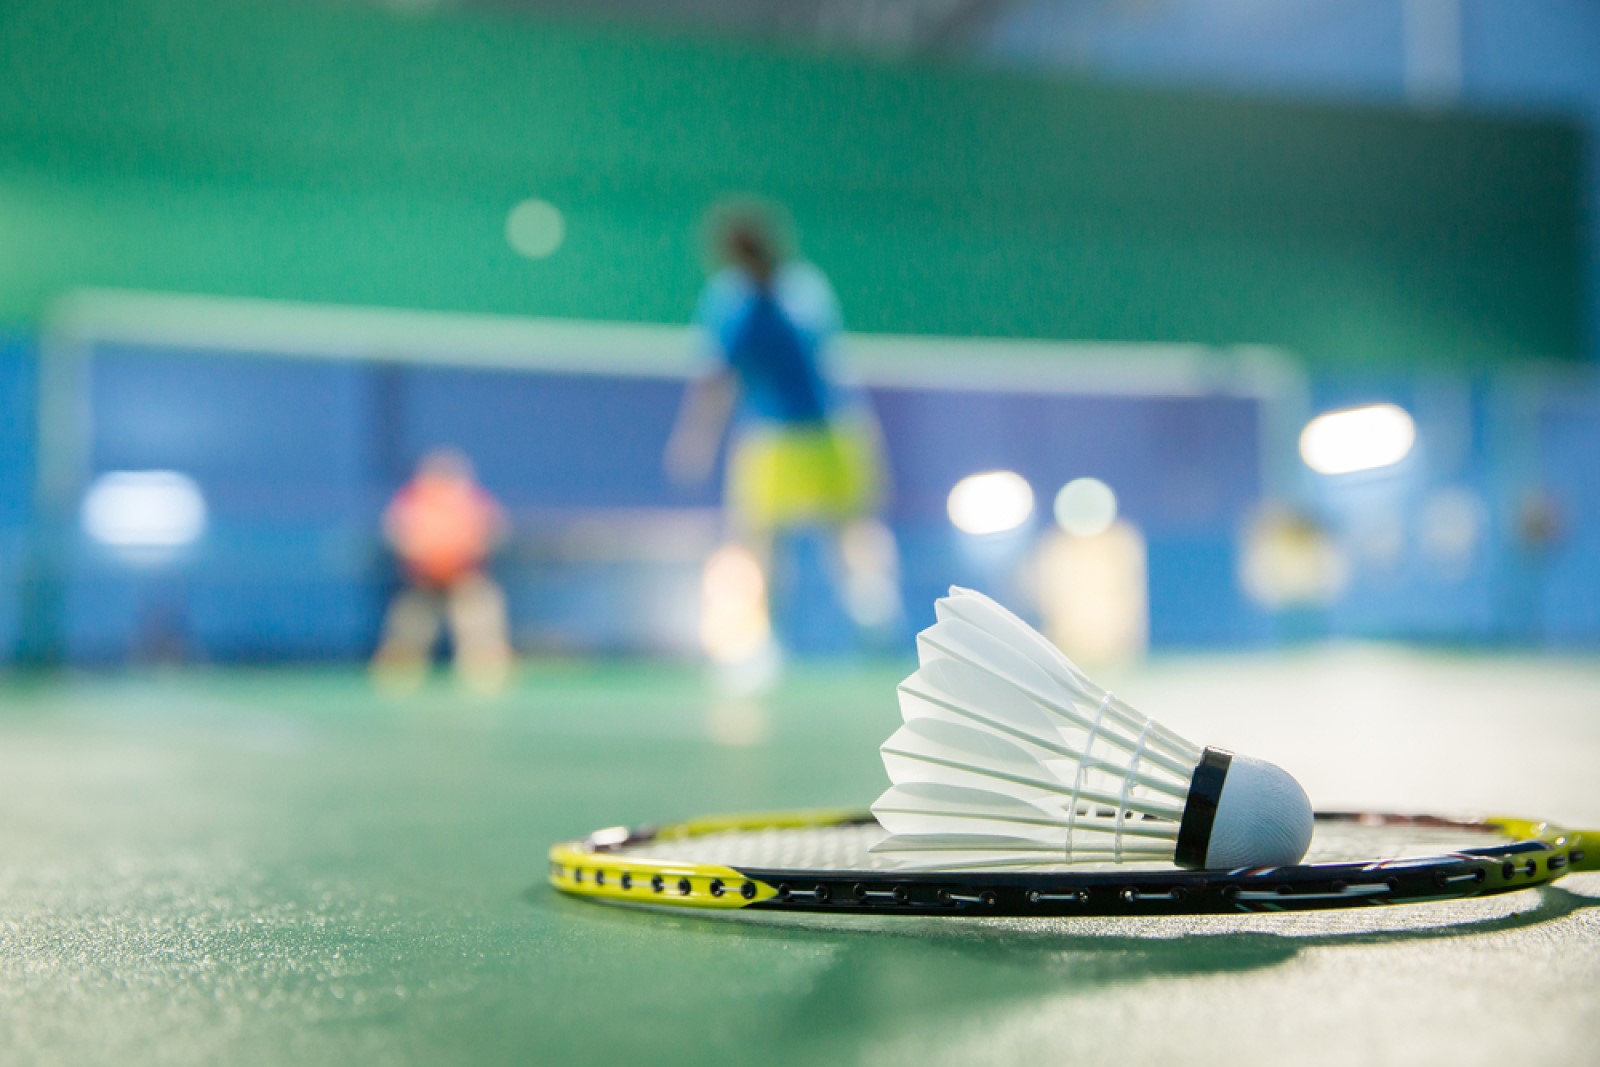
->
<box><xmin>549</xmin><ymin>808</ymin><xmax>1597</xmax><ymax>916</ymax></box>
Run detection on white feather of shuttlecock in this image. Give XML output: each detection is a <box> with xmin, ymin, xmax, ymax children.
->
<box><xmin>871</xmin><ymin>586</ymin><xmax>1207</xmax><ymax>869</ymax></box>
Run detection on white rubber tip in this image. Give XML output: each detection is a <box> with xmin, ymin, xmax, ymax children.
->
<box><xmin>1205</xmin><ymin>755</ymin><xmax>1314</xmax><ymax>869</ymax></box>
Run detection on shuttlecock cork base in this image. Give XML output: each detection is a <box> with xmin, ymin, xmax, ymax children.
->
<box><xmin>871</xmin><ymin>587</ymin><xmax>1314</xmax><ymax>872</ymax></box>
<box><xmin>1173</xmin><ymin>748</ymin><xmax>1314</xmax><ymax>869</ymax></box>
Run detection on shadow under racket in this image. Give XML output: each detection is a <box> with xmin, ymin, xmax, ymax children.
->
<box><xmin>534</xmin><ymin>877</ymin><xmax>1599</xmax><ymax>975</ymax></box>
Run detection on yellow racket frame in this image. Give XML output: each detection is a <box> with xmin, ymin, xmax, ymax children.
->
<box><xmin>549</xmin><ymin>809</ymin><xmax>858</xmax><ymax>909</ymax></box>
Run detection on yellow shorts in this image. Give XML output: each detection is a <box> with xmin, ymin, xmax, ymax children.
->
<box><xmin>727</xmin><ymin>419</ymin><xmax>885</xmax><ymax>532</ymax></box>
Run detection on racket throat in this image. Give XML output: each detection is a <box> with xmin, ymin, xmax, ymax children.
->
<box><xmin>1174</xmin><ymin>747</ymin><xmax>1233</xmax><ymax>869</ymax></box>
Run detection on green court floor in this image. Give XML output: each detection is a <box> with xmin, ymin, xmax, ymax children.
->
<box><xmin>2</xmin><ymin>650</ymin><xmax>1598</xmax><ymax>1066</ymax></box>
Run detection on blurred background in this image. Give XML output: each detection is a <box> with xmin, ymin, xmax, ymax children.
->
<box><xmin>7</xmin><ymin>10</ymin><xmax>1600</xmax><ymax>1062</ymax></box>
<box><xmin>1</xmin><ymin>0</ymin><xmax>1597</xmax><ymax>673</ymax></box>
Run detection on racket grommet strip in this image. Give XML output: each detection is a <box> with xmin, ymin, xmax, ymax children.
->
<box><xmin>1028</xmin><ymin>889</ymin><xmax>1090</xmax><ymax>905</ymax></box>
<box><xmin>776</xmin><ymin>883</ymin><xmax>830</xmax><ymax>904</ymax></box>
<box><xmin>1434</xmin><ymin>868</ymin><xmax>1482</xmax><ymax>888</ymax></box>
<box><xmin>853</xmin><ymin>883</ymin><xmax>911</xmax><ymax>905</ymax></box>
<box><xmin>1121</xmin><ymin>887</ymin><xmax>1187</xmax><ymax>904</ymax></box>
<box><xmin>938</xmin><ymin>889</ymin><xmax>995</xmax><ymax>907</ymax></box>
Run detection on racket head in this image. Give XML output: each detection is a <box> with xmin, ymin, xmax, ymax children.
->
<box><xmin>549</xmin><ymin>809</ymin><xmax>1597</xmax><ymax>917</ymax></box>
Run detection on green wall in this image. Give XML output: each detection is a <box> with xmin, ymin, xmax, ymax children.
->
<box><xmin>0</xmin><ymin>0</ymin><xmax>1585</xmax><ymax>367</ymax></box>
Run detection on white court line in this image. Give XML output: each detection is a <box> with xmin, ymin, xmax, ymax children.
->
<box><xmin>43</xmin><ymin>287</ymin><xmax>1300</xmax><ymax>399</ymax></box>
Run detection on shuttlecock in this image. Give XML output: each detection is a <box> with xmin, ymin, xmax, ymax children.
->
<box><xmin>871</xmin><ymin>587</ymin><xmax>1313</xmax><ymax>870</ymax></box>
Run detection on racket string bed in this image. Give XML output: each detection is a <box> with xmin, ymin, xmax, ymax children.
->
<box><xmin>635</xmin><ymin>823</ymin><xmax>901</xmax><ymax>871</ymax></box>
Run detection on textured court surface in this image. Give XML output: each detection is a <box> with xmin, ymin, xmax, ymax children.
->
<box><xmin>2</xmin><ymin>649</ymin><xmax>1598</xmax><ymax>1066</ymax></box>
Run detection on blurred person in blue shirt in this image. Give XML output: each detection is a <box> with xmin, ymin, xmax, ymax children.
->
<box><xmin>665</xmin><ymin>202</ymin><xmax>901</xmax><ymax>654</ymax></box>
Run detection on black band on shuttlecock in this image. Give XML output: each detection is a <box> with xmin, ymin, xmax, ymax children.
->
<box><xmin>1175</xmin><ymin>747</ymin><xmax>1233</xmax><ymax>869</ymax></box>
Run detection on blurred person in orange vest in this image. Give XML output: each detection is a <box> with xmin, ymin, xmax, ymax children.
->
<box><xmin>371</xmin><ymin>448</ymin><xmax>512</xmax><ymax>694</ymax></box>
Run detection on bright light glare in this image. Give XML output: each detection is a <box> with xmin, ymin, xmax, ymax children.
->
<box><xmin>1299</xmin><ymin>403</ymin><xmax>1417</xmax><ymax>475</ymax></box>
<box><xmin>947</xmin><ymin>471</ymin><xmax>1034</xmax><ymax>535</ymax></box>
<box><xmin>699</xmin><ymin>543</ymin><xmax>771</xmax><ymax>664</ymax></box>
<box><xmin>82</xmin><ymin>471</ymin><xmax>207</xmax><ymax>549</ymax></box>
<box><xmin>1053</xmin><ymin>477</ymin><xmax>1118</xmax><ymax>537</ymax></box>
<box><xmin>505</xmin><ymin>198</ymin><xmax>566</xmax><ymax>259</ymax></box>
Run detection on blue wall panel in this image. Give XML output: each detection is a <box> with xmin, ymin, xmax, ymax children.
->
<box><xmin>1536</xmin><ymin>385</ymin><xmax>1600</xmax><ymax>645</ymax></box>
<box><xmin>874</xmin><ymin>388</ymin><xmax>1263</xmax><ymax>531</ymax></box>
<box><xmin>0</xmin><ymin>336</ymin><xmax>35</xmax><ymax>659</ymax></box>
<box><xmin>397</xmin><ymin>367</ymin><xmax>707</xmax><ymax>510</ymax></box>
<box><xmin>91</xmin><ymin>347</ymin><xmax>381</xmax><ymax>518</ymax></box>
<box><xmin>1147</xmin><ymin>533</ymin><xmax>1269</xmax><ymax>647</ymax></box>
<box><xmin>78</xmin><ymin>348</ymin><xmax>382</xmax><ymax>661</ymax></box>
<box><xmin>0</xmin><ymin>336</ymin><xmax>34</xmax><ymax>525</ymax></box>
<box><xmin>1</xmin><ymin>338</ymin><xmax>1594</xmax><ymax>663</ymax></box>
